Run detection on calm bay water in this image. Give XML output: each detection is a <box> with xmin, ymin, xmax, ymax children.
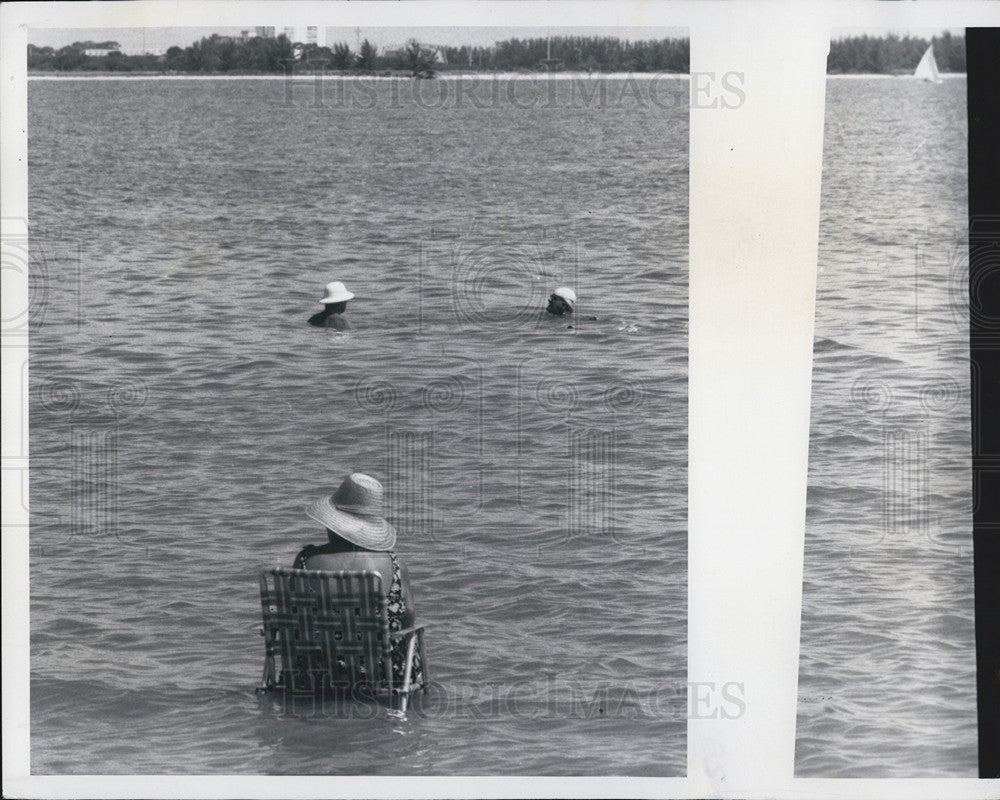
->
<box><xmin>795</xmin><ymin>77</ymin><xmax>976</xmax><ymax>777</ymax></box>
<box><xmin>27</xmin><ymin>76</ymin><xmax>688</xmax><ymax>775</ymax></box>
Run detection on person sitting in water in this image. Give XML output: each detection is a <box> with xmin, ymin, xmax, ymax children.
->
<box><xmin>308</xmin><ymin>281</ymin><xmax>354</xmax><ymax>329</ymax></box>
<box><xmin>294</xmin><ymin>472</ymin><xmax>421</xmax><ymax>687</ymax></box>
<box><xmin>546</xmin><ymin>286</ymin><xmax>576</xmax><ymax>317</ymax></box>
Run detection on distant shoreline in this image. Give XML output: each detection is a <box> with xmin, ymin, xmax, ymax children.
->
<box><xmin>827</xmin><ymin>73</ymin><xmax>966</xmax><ymax>79</ymax></box>
<box><xmin>26</xmin><ymin>71</ymin><xmax>967</xmax><ymax>81</ymax></box>
<box><xmin>26</xmin><ymin>70</ymin><xmax>691</xmax><ymax>81</ymax></box>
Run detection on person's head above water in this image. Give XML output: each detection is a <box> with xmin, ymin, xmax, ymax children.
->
<box><xmin>305</xmin><ymin>472</ymin><xmax>396</xmax><ymax>551</ymax></box>
<box><xmin>319</xmin><ymin>280</ymin><xmax>354</xmax><ymax>313</ymax></box>
<box><xmin>546</xmin><ymin>286</ymin><xmax>576</xmax><ymax>316</ymax></box>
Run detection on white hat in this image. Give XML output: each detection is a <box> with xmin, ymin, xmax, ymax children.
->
<box><xmin>553</xmin><ymin>287</ymin><xmax>576</xmax><ymax>307</ymax></box>
<box><xmin>320</xmin><ymin>281</ymin><xmax>355</xmax><ymax>304</ymax></box>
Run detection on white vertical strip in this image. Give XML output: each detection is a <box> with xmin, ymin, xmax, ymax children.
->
<box><xmin>688</xmin><ymin>3</ymin><xmax>826</xmax><ymax>794</ymax></box>
<box><xmin>0</xmin><ymin>3</ymin><xmax>31</xmax><ymax>788</ymax></box>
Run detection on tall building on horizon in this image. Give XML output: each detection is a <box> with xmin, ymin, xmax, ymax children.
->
<box><xmin>260</xmin><ymin>25</ymin><xmax>322</xmax><ymax>45</ymax></box>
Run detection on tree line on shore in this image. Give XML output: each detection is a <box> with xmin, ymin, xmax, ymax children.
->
<box><xmin>28</xmin><ymin>31</ymin><xmax>965</xmax><ymax>75</ymax></box>
<box><xmin>443</xmin><ymin>36</ymin><xmax>690</xmax><ymax>73</ymax></box>
<box><xmin>828</xmin><ymin>31</ymin><xmax>965</xmax><ymax>74</ymax></box>
<box><xmin>26</xmin><ymin>34</ymin><xmax>691</xmax><ymax>74</ymax></box>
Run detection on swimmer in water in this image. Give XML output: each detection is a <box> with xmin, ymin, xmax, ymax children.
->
<box><xmin>308</xmin><ymin>281</ymin><xmax>354</xmax><ymax>330</ymax></box>
<box><xmin>546</xmin><ymin>287</ymin><xmax>576</xmax><ymax>317</ymax></box>
<box><xmin>546</xmin><ymin>286</ymin><xmax>596</xmax><ymax>328</ymax></box>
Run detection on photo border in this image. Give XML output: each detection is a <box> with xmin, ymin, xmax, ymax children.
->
<box><xmin>4</xmin><ymin>1</ymin><xmax>1000</xmax><ymax>798</ymax></box>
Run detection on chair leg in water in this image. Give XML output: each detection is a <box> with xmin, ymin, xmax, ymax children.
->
<box><xmin>397</xmin><ymin>633</ymin><xmax>418</xmax><ymax>714</ymax></box>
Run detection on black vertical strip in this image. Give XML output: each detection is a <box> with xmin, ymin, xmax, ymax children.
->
<box><xmin>967</xmin><ymin>26</ymin><xmax>1000</xmax><ymax>780</ymax></box>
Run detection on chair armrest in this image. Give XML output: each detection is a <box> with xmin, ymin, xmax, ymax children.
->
<box><xmin>389</xmin><ymin>624</ymin><xmax>426</xmax><ymax>639</ymax></box>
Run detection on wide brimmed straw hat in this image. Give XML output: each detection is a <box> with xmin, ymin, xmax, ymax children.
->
<box><xmin>553</xmin><ymin>287</ymin><xmax>576</xmax><ymax>307</ymax></box>
<box><xmin>320</xmin><ymin>281</ymin><xmax>355</xmax><ymax>304</ymax></box>
<box><xmin>306</xmin><ymin>473</ymin><xmax>396</xmax><ymax>551</ymax></box>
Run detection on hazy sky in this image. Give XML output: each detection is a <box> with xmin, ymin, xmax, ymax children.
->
<box><xmin>27</xmin><ymin>25</ymin><xmax>690</xmax><ymax>52</ymax></box>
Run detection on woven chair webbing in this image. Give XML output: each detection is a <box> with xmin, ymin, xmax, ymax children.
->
<box><xmin>260</xmin><ymin>569</ymin><xmax>393</xmax><ymax>692</ymax></box>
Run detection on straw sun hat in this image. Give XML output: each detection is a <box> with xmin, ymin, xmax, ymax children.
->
<box><xmin>320</xmin><ymin>281</ymin><xmax>355</xmax><ymax>304</ymax></box>
<box><xmin>306</xmin><ymin>473</ymin><xmax>397</xmax><ymax>551</ymax></box>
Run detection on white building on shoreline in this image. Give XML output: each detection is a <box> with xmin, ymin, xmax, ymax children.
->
<box><xmin>83</xmin><ymin>43</ymin><xmax>121</xmax><ymax>57</ymax></box>
<box><xmin>252</xmin><ymin>26</ymin><xmax>322</xmax><ymax>46</ymax></box>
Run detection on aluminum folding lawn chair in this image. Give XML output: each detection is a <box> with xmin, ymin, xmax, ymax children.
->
<box><xmin>259</xmin><ymin>568</ymin><xmax>429</xmax><ymax>713</ymax></box>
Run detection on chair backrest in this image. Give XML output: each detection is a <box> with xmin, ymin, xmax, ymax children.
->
<box><xmin>259</xmin><ymin>568</ymin><xmax>392</xmax><ymax>694</ymax></box>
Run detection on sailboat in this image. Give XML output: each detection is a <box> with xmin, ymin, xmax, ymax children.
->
<box><xmin>914</xmin><ymin>44</ymin><xmax>942</xmax><ymax>83</ymax></box>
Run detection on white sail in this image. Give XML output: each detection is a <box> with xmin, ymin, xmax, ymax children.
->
<box><xmin>914</xmin><ymin>45</ymin><xmax>942</xmax><ymax>83</ymax></box>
